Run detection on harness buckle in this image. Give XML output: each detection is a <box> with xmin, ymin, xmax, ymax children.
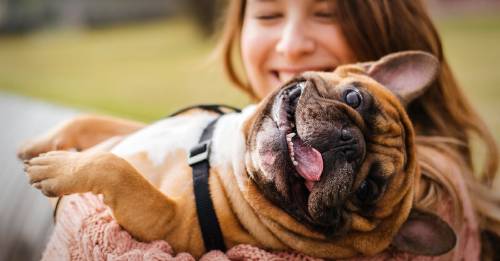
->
<box><xmin>188</xmin><ymin>140</ymin><xmax>211</xmax><ymax>166</ymax></box>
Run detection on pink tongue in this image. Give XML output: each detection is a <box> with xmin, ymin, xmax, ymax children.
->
<box><xmin>291</xmin><ymin>136</ymin><xmax>323</xmax><ymax>182</ymax></box>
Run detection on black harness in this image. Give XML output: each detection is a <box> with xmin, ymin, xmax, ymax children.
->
<box><xmin>171</xmin><ymin>104</ymin><xmax>241</xmax><ymax>252</ymax></box>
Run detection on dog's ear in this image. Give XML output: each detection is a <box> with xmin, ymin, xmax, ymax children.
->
<box><xmin>391</xmin><ymin>208</ymin><xmax>457</xmax><ymax>256</ymax></box>
<box><xmin>365</xmin><ymin>51</ymin><xmax>439</xmax><ymax>105</ymax></box>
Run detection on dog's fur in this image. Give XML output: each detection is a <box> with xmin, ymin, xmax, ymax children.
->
<box><xmin>19</xmin><ymin>51</ymin><xmax>456</xmax><ymax>259</ymax></box>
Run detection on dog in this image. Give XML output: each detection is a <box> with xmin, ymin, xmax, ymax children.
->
<box><xmin>19</xmin><ymin>51</ymin><xmax>456</xmax><ymax>259</ymax></box>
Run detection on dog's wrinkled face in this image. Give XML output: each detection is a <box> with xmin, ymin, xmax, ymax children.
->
<box><xmin>245</xmin><ymin>51</ymin><xmax>456</xmax><ymax>256</ymax></box>
<box><xmin>246</xmin><ymin>67</ymin><xmax>410</xmax><ymax>235</ymax></box>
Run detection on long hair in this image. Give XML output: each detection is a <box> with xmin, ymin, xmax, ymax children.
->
<box><xmin>215</xmin><ymin>0</ymin><xmax>500</xmax><ymax>237</ymax></box>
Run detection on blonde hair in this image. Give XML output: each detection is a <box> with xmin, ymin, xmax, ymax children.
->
<box><xmin>215</xmin><ymin>0</ymin><xmax>500</xmax><ymax>238</ymax></box>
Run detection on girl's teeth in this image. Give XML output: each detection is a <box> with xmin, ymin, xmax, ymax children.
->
<box><xmin>279</xmin><ymin>72</ymin><xmax>297</xmax><ymax>82</ymax></box>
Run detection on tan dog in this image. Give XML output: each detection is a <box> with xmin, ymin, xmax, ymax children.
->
<box><xmin>19</xmin><ymin>51</ymin><xmax>456</xmax><ymax>259</ymax></box>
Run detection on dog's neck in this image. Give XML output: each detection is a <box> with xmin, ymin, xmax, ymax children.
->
<box><xmin>209</xmin><ymin>105</ymin><xmax>289</xmax><ymax>248</ymax></box>
<box><xmin>210</xmin><ymin>105</ymin><xmax>256</xmax><ymax>176</ymax></box>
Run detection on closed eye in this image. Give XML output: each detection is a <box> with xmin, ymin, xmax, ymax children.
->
<box><xmin>255</xmin><ymin>13</ymin><xmax>283</xmax><ymax>20</ymax></box>
<box><xmin>314</xmin><ymin>12</ymin><xmax>337</xmax><ymax>20</ymax></box>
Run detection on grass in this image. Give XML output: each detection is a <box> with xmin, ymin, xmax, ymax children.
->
<box><xmin>0</xmin><ymin>14</ymin><xmax>498</xmax><ymax>146</ymax></box>
<box><xmin>0</xmin><ymin>19</ymin><xmax>249</xmax><ymax>121</ymax></box>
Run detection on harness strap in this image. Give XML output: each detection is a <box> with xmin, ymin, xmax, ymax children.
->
<box><xmin>188</xmin><ymin>116</ymin><xmax>227</xmax><ymax>252</ymax></box>
<box><xmin>186</xmin><ymin>104</ymin><xmax>240</xmax><ymax>252</ymax></box>
<box><xmin>168</xmin><ymin>104</ymin><xmax>241</xmax><ymax>117</ymax></box>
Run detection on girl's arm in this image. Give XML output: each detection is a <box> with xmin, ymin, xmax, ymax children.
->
<box><xmin>18</xmin><ymin>114</ymin><xmax>146</xmax><ymax>160</ymax></box>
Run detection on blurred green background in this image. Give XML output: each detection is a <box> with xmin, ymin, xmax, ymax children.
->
<box><xmin>0</xmin><ymin>0</ymin><xmax>498</xmax><ymax>141</ymax></box>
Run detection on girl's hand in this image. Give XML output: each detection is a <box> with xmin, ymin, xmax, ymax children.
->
<box><xmin>17</xmin><ymin>118</ymin><xmax>78</xmax><ymax>161</ymax></box>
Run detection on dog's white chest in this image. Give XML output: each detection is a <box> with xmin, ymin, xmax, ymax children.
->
<box><xmin>111</xmin><ymin>113</ymin><xmax>217</xmax><ymax>166</ymax></box>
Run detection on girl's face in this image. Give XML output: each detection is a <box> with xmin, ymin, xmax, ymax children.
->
<box><xmin>241</xmin><ymin>0</ymin><xmax>355</xmax><ymax>99</ymax></box>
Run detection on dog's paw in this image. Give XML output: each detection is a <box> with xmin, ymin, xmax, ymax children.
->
<box><xmin>24</xmin><ymin>151</ymin><xmax>83</xmax><ymax>197</ymax></box>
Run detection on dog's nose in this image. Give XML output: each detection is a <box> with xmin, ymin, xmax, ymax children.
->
<box><xmin>339</xmin><ymin>127</ymin><xmax>358</xmax><ymax>160</ymax></box>
<box><xmin>341</xmin><ymin>128</ymin><xmax>353</xmax><ymax>141</ymax></box>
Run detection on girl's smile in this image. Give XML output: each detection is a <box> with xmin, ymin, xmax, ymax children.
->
<box><xmin>241</xmin><ymin>0</ymin><xmax>355</xmax><ymax>99</ymax></box>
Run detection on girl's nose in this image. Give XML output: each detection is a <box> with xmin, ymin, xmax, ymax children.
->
<box><xmin>275</xmin><ymin>20</ymin><xmax>315</xmax><ymax>61</ymax></box>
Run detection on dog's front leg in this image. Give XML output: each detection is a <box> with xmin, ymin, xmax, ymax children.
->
<box><xmin>24</xmin><ymin>150</ymin><xmax>176</xmax><ymax>242</ymax></box>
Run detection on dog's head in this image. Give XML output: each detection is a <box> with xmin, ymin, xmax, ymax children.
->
<box><xmin>245</xmin><ymin>51</ymin><xmax>456</xmax><ymax>256</ymax></box>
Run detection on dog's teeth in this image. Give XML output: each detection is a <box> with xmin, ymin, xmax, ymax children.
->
<box><xmin>292</xmin><ymin>160</ymin><xmax>298</xmax><ymax>166</ymax></box>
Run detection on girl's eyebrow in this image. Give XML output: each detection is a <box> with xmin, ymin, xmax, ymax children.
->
<box><xmin>251</xmin><ymin>0</ymin><xmax>330</xmax><ymax>2</ymax></box>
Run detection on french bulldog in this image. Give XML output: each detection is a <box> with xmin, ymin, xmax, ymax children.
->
<box><xmin>20</xmin><ymin>51</ymin><xmax>456</xmax><ymax>259</ymax></box>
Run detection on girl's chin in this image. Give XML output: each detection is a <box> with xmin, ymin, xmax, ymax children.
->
<box><xmin>253</xmin><ymin>74</ymin><xmax>292</xmax><ymax>98</ymax></box>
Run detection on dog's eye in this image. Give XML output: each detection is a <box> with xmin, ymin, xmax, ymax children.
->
<box><xmin>344</xmin><ymin>89</ymin><xmax>362</xmax><ymax>108</ymax></box>
<box><xmin>356</xmin><ymin>179</ymin><xmax>379</xmax><ymax>202</ymax></box>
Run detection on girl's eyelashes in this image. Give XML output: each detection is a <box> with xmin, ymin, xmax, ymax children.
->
<box><xmin>314</xmin><ymin>12</ymin><xmax>333</xmax><ymax>17</ymax></box>
<box><xmin>255</xmin><ymin>12</ymin><xmax>337</xmax><ymax>21</ymax></box>
<box><xmin>255</xmin><ymin>13</ymin><xmax>283</xmax><ymax>20</ymax></box>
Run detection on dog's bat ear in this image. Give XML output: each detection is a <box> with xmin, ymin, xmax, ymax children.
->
<box><xmin>391</xmin><ymin>208</ymin><xmax>457</xmax><ymax>256</ymax></box>
<box><xmin>365</xmin><ymin>51</ymin><xmax>439</xmax><ymax>106</ymax></box>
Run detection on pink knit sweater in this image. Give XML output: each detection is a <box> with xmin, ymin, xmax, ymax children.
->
<box><xmin>42</xmin><ymin>187</ymin><xmax>480</xmax><ymax>261</ymax></box>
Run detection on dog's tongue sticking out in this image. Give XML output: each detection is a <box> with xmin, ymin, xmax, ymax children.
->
<box><xmin>286</xmin><ymin>133</ymin><xmax>323</xmax><ymax>191</ymax></box>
